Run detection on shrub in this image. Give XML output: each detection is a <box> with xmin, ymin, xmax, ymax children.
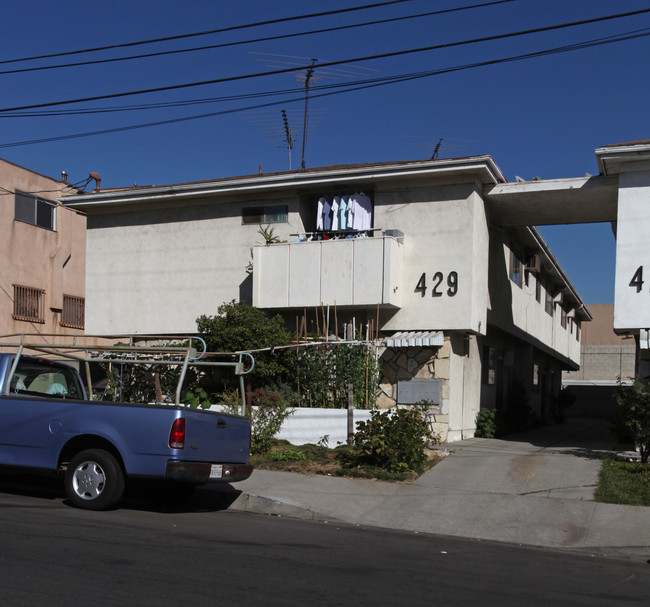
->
<box><xmin>613</xmin><ymin>378</ymin><xmax>650</xmax><ymax>463</ymax></box>
<box><xmin>341</xmin><ymin>407</ymin><xmax>434</xmax><ymax>473</ymax></box>
<box><xmin>475</xmin><ymin>408</ymin><xmax>500</xmax><ymax>438</ymax></box>
<box><xmin>220</xmin><ymin>388</ymin><xmax>295</xmax><ymax>455</ymax></box>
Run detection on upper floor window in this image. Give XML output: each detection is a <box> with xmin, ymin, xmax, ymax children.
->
<box><xmin>13</xmin><ymin>285</ymin><xmax>45</xmax><ymax>323</ymax></box>
<box><xmin>560</xmin><ymin>306</ymin><xmax>567</xmax><ymax>329</ymax></box>
<box><xmin>242</xmin><ymin>204</ymin><xmax>288</xmax><ymax>225</ymax></box>
<box><xmin>535</xmin><ymin>276</ymin><xmax>542</xmax><ymax>302</ymax></box>
<box><xmin>509</xmin><ymin>249</ymin><xmax>523</xmax><ymax>288</ymax></box>
<box><xmin>544</xmin><ymin>285</ymin><xmax>554</xmax><ymax>317</ymax></box>
<box><xmin>61</xmin><ymin>294</ymin><xmax>85</xmax><ymax>329</ymax></box>
<box><xmin>15</xmin><ymin>190</ymin><xmax>57</xmax><ymax>231</ymax></box>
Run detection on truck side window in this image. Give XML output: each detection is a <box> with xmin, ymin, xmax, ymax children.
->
<box><xmin>13</xmin><ymin>360</ymin><xmax>84</xmax><ymax>400</ymax></box>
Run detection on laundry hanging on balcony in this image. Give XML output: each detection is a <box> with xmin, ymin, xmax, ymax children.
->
<box><xmin>316</xmin><ymin>192</ymin><xmax>372</xmax><ymax>233</ymax></box>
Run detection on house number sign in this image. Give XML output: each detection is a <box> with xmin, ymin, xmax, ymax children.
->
<box><xmin>415</xmin><ymin>271</ymin><xmax>458</xmax><ymax>297</ymax></box>
<box><xmin>629</xmin><ymin>265</ymin><xmax>649</xmax><ymax>293</ymax></box>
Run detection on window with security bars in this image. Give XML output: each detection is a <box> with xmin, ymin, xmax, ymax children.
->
<box><xmin>13</xmin><ymin>285</ymin><xmax>45</xmax><ymax>323</ymax></box>
<box><xmin>61</xmin><ymin>295</ymin><xmax>85</xmax><ymax>329</ymax></box>
<box><xmin>15</xmin><ymin>190</ymin><xmax>57</xmax><ymax>230</ymax></box>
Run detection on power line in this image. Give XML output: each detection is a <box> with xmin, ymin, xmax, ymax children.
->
<box><xmin>0</xmin><ymin>0</ymin><xmax>420</xmax><ymax>66</ymax></box>
<box><xmin>0</xmin><ymin>7</ymin><xmax>647</xmax><ymax>114</ymax></box>
<box><xmin>1</xmin><ymin>26</ymin><xmax>647</xmax><ymax>150</ymax></box>
<box><xmin>0</xmin><ymin>1</ymin><xmax>515</xmax><ymax>77</ymax></box>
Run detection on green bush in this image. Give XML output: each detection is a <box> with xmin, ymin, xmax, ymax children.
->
<box><xmin>613</xmin><ymin>378</ymin><xmax>650</xmax><ymax>463</ymax></box>
<box><xmin>475</xmin><ymin>408</ymin><xmax>500</xmax><ymax>438</ymax></box>
<box><xmin>293</xmin><ymin>343</ymin><xmax>380</xmax><ymax>409</ymax></box>
<box><xmin>341</xmin><ymin>407</ymin><xmax>434</xmax><ymax>473</ymax></box>
<box><xmin>220</xmin><ymin>388</ymin><xmax>295</xmax><ymax>455</ymax></box>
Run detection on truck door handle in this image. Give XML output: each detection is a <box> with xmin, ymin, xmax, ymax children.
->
<box><xmin>217</xmin><ymin>419</ymin><xmax>227</xmax><ymax>429</ymax></box>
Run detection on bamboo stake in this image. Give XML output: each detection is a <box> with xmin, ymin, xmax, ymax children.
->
<box><xmin>334</xmin><ymin>303</ymin><xmax>339</xmax><ymax>341</ymax></box>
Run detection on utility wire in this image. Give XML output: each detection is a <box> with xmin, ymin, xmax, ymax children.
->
<box><xmin>0</xmin><ymin>0</ymin><xmax>421</xmax><ymax>66</ymax></box>
<box><xmin>1</xmin><ymin>26</ymin><xmax>647</xmax><ymax>150</ymax></box>
<box><xmin>0</xmin><ymin>7</ymin><xmax>647</xmax><ymax>114</ymax></box>
<box><xmin>0</xmin><ymin>1</ymin><xmax>514</xmax><ymax>76</ymax></box>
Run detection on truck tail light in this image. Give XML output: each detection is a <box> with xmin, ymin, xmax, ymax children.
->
<box><xmin>169</xmin><ymin>418</ymin><xmax>186</xmax><ymax>449</ymax></box>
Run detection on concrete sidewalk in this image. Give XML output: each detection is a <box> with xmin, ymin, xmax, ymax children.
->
<box><xmin>211</xmin><ymin>418</ymin><xmax>650</xmax><ymax>560</ymax></box>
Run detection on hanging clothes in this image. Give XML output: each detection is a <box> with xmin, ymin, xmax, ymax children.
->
<box><xmin>322</xmin><ymin>197</ymin><xmax>333</xmax><ymax>230</ymax></box>
<box><xmin>332</xmin><ymin>196</ymin><xmax>341</xmax><ymax>231</ymax></box>
<box><xmin>356</xmin><ymin>191</ymin><xmax>372</xmax><ymax>230</ymax></box>
<box><xmin>316</xmin><ymin>196</ymin><xmax>326</xmax><ymax>231</ymax></box>
<box><xmin>339</xmin><ymin>195</ymin><xmax>349</xmax><ymax>230</ymax></box>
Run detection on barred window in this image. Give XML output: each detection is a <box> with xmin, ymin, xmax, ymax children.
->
<box><xmin>13</xmin><ymin>285</ymin><xmax>45</xmax><ymax>323</ymax></box>
<box><xmin>15</xmin><ymin>190</ymin><xmax>57</xmax><ymax>230</ymax></box>
<box><xmin>61</xmin><ymin>295</ymin><xmax>85</xmax><ymax>329</ymax></box>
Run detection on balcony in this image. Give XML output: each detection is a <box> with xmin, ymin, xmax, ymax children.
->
<box><xmin>252</xmin><ymin>235</ymin><xmax>402</xmax><ymax>309</ymax></box>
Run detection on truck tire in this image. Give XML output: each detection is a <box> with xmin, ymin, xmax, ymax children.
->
<box><xmin>65</xmin><ymin>449</ymin><xmax>125</xmax><ymax>510</ymax></box>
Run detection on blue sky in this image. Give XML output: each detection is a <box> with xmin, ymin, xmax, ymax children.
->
<box><xmin>3</xmin><ymin>0</ymin><xmax>649</xmax><ymax>304</ymax></box>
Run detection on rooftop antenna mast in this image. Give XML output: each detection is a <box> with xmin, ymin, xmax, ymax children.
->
<box><xmin>281</xmin><ymin>109</ymin><xmax>295</xmax><ymax>170</ymax></box>
<box><xmin>431</xmin><ymin>138</ymin><xmax>443</xmax><ymax>160</ymax></box>
<box><xmin>301</xmin><ymin>58</ymin><xmax>317</xmax><ymax>171</ymax></box>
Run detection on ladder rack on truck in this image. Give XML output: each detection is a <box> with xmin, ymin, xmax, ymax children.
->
<box><xmin>0</xmin><ymin>333</ymin><xmax>255</xmax><ymax>412</ymax></box>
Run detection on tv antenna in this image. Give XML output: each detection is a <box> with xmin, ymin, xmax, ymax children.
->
<box><xmin>281</xmin><ymin>110</ymin><xmax>295</xmax><ymax>170</ymax></box>
<box><xmin>250</xmin><ymin>52</ymin><xmax>377</xmax><ymax>169</ymax></box>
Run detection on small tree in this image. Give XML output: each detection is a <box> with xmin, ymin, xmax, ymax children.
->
<box><xmin>196</xmin><ymin>301</ymin><xmax>293</xmax><ymax>390</ymax></box>
<box><xmin>614</xmin><ymin>378</ymin><xmax>650</xmax><ymax>463</ymax></box>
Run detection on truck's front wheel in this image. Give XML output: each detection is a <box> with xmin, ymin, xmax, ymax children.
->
<box><xmin>65</xmin><ymin>449</ymin><xmax>125</xmax><ymax>510</ymax></box>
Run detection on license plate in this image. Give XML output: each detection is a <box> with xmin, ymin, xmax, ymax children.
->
<box><xmin>209</xmin><ymin>464</ymin><xmax>223</xmax><ymax>479</ymax></box>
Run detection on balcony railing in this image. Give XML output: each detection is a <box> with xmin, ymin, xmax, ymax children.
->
<box><xmin>253</xmin><ymin>235</ymin><xmax>402</xmax><ymax>309</ymax></box>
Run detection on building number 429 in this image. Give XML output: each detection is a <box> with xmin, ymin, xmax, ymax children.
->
<box><xmin>415</xmin><ymin>271</ymin><xmax>458</xmax><ymax>297</ymax></box>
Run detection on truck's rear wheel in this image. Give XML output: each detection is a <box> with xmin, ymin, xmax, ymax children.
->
<box><xmin>65</xmin><ymin>449</ymin><xmax>125</xmax><ymax>510</ymax></box>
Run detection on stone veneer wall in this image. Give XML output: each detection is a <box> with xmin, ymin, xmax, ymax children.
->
<box><xmin>376</xmin><ymin>336</ymin><xmax>451</xmax><ymax>442</ymax></box>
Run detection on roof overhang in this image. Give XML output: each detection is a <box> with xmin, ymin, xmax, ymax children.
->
<box><xmin>596</xmin><ymin>141</ymin><xmax>650</xmax><ymax>176</ymax></box>
<box><xmin>60</xmin><ymin>156</ymin><xmax>506</xmax><ymax>211</ymax></box>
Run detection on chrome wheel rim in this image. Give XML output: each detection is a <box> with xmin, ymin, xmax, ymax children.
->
<box><xmin>71</xmin><ymin>460</ymin><xmax>106</xmax><ymax>500</ymax></box>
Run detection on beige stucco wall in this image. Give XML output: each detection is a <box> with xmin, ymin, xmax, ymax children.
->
<box><xmin>374</xmin><ymin>181</ymin><xmax>488</xmax><ymax>333</ymax></box>
<box><xmin>0</xmin><ymin>159</ymin><xmax>86</xmax><ymax>336</ymax></box>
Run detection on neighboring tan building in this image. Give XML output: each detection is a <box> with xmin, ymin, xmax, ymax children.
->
<box><xmin>1</xmin><ymin>158</ymin><xmax>86</xmax><ymax>338</ymax></box>
<box><xmin>62</xmin><ymin>157</ymin><xmax>589</xmax><ymax>441</ymax></box>
<box><xmin>563</xmin><ymin>303</ymin><xmax>636</xmax><ymax>417</ymax></box>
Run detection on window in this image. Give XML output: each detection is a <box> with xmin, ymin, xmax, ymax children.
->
<box><xmin>242</xmin><ymin>204</ymin><xmax>288</xmax><ymax>225</ymax></box>
<box><xmin>532</xmin><ymin>364</ymin><xmax>540</xmax><ymax>391</ymax></box>
<box><xmin>15</xmin><ymin>190</ymin><xmax>57</xmax><ymax>230</ymax></box>
<box><xmin>10</xmin><ymin>358</ymin><xmax>84</xmax><ymax>400</ymax></box>
<box><xmin>509</xmin><ymin>248</ymin><xmax>523</xmax><ymax>287</ymax></box>
<box><xmin>560</xmin><ymin>306</ymin><xmax>567</xmax><ymax>329</ymax></box>
<box><xmin>61</xmin><ymin>295</ymin><xmax>85</xmax><ymax>329</ymax></box>
<box><xmin>483</xmin><ymin>346</ymin><xmax>496</xmax><ymax>385</ymax></box>
<box><xmin>535</xmin><ymin>277</ymin><xmax>541</xmax><ymax>302</ymax></box>
<box><xmin>575</xmin><ymin>320</ymin><xmax>581</xmax><ymax>341</ymax></box>
<box><xmin>13</xmin><ymin>285</ymin><xmax>45</xmax><ymax>323</ymax></box>
<box><xmin>544</xmin><ymin>284</ymin><xmax>553</xmax><ymax>317</ymax></box>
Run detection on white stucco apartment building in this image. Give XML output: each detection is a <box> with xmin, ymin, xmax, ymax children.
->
<box><xmin>62</xmin><ymin>155</ymin><xmax>591</xmax><ymax>441</ymax></box>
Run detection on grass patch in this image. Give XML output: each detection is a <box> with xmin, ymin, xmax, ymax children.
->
<box><xmin>249</xmin><ymin>439</ymin><xmax>441</xmax><ymax>482</ymax></box>
<box><xmin>595</xmin><ymin>458</ymin><xmax>650</xmax><ymax>507</ymax></box>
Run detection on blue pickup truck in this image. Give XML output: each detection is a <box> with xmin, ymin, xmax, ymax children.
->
<box><xmin>0</xmin><ymin>340</ymin><xmax>253</xmax><ymax>510</ymax></box>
